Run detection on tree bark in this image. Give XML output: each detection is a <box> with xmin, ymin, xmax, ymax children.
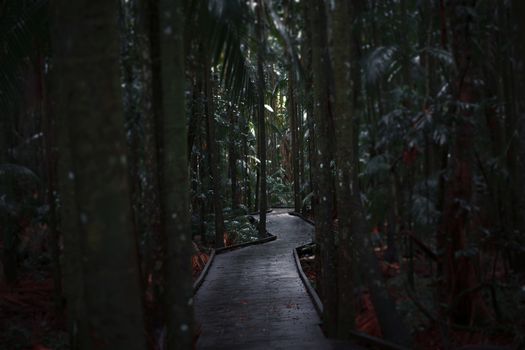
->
<box><xmin>510</xmin><ymin>0</ymin><xmax>525</xmax><ymax>272</ymax></box>
<box><xmin>41</xmin><ymin>59</ymin><xmax>63</xmax><ymax>311</ymax></box>
<box><xmin>288</xmin><ymin>63</ymin><xmax>301</xmax><ymax>213</ymax></box>
<box><xmin>157</xmin><ymin>0</ymin><xmax>194</xmax><ymax>347</ymax></box>
<box><xmin>309</xmin><ymin>0</ymin><xmax>338</xmax><ymax>336</ymax></box>
<box><xmin>136</xmin><ymin>0</ymin><xmax>162</xmax><ymax>289</ymax></box>
<box><xmin>50</xmin><ymin>1</ymin><xmax>146</xmax><ymax>348</ymax></box>
<box><xmin>515</xmin><ymin>0</ymin><xmax>525</xmax><ymax>250</ymax></box>
<box><xmin>228</xmin><ymin>107</ymin><xmax>240</xmax><ymax>209</ymax></box>
<box><xmin>439</xmin><ymin>0</ymin><xmax>489</xmax><ymax>325</ymax></box>
<box><xmin>256</xmin><ymin>0</ymin><xmax>268</xmax><ymax>238</ymax></box>
<box><xmin>205</xmin><ymin>61</ymin><xmax>226</xmax><ymax>248</ymax></box>
<box><xmin>332</xmin><ymin>0</ymin><xmax>356</xmax><ymax>338</ymax></box>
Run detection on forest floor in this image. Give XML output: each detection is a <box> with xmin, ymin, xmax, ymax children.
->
<box><xmin>297</xmin><ymin>223</ymin><xmax>517</xmax><ymax>350</ymax></box>
<box><xmin>194</xmin><ymin>209</ymin><xmax>362</xmax><ymax>349</ymax></box>
<box><xmin>0</xmin><ymin>261</ymin><xmax>68</xmax><ymax>350</ymax></box>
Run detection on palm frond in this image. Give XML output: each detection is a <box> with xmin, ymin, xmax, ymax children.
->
<box><xmin>420</xmin><ymin>47</ymin><xmax>455</xmax><ymax>68</ymax></box>
<box><xmin>194</xmin><ymin>0</ymin><xmax>257</xmax><ymax>105</ymax></box>
<box><xmin>263</xmin><ymin>0</ymin><xmax>303</xmax><ymax>84</ymax></box>
<box><xmin>362</xmin><ymin>45</ymin><xmax>399</xmax><ymax>85</ymax></box>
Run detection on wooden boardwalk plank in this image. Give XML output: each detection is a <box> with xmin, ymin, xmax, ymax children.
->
<box><xmin>195</xmin><ymin>209</ymin><xmax>333</xmax><ymax>349</ymax></box>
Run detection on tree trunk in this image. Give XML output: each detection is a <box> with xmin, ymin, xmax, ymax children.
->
<box><xmin>288</xmin><ymin>63</ymin><xmax>301</xmax><ymax>213</ymax></box>
<box><xmin>243</xmin><ymin>110</ymin><xmax>252</xmax><ymax>209</ymax></box>
<box><xmin>136</xmin><ymin>0</ymin><xmax>162</xmax><ymax>288</ymax></box>
<box><xmin>50</xmin><ymin>1</ymin><xmax>146</xmax><ymax>348</ymax></box>
<box><xmin>439</xmin><ymin>0</ymin><xmax>489</xmax><ymax>325</ymax></box>
<box><xmin>514</xmin><ymin>0</ymin><xmax>525</xmax><ymax>261</ymax></box>
<box><xmin>256</xmin><ymin>0</ymin><xmax>267</xmax><ymax>238</ymax></box>
<box><xmin>509</xmin><ymin>0</ymin><xmax>525</xmax><ymax>272</ymax></box>
<box><xmin>157</xmin><ymin>0</ymin><xmax>194</xmax><ymax>347</ymax></box>
<box><xmin>309</xmin><ymin>0</ymin><xmax>338</xmax><ymax>336</ymax></box>
<box><xmin>332</xmin><ymin>0</ymin><xmax>356</xmax><ymax>338</ymax></box>
<box><xmin>228</xmin><ymin>107</ymin><xmax>240</xmax><ymax>209</ymax></box>
<box><xmin>0</xmin><ymin>115</ymin><xmax>18</xmax><ymax>284</ymax></box>
<box><xmin>298</xmin><ymin>104</ymin><xmax>305</xmax><ymax>212</ymax></box>
<box><xmin>332</xmin><ymin>0</ymin><xmax>413</xmax><ymax>344</ymax></box>
<box><xmin>301</xmin><ymin>0</ymin><xmax>315</xmax><ymax>216</ymax></box>
<box><xmin>41</xmin><ymin>59</ymin><xmax>63</xmax><ymax>310</ymax></box>
<box><xmin>205</xmin><ymin>60</ymin><xmax>225</xmax><ymax>248</ymax></box>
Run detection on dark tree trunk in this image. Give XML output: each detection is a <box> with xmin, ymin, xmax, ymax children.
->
<box><xmin>298</xmin><ymin>104</ymin><xmax>305</xmax><ymax>212</ymax></box>
<box><xmin>439</xmin><ymin>0</ymin><xmax>490</xmax><ymax>325</ymax></box>
<box><xmin>157</xmin><ymin>0</ymin><xmax>194</xmax><ymax>347</ymax></box>
<box><xmin>514</xmin><ymin>0</ymin><xmax>525</xmax><ymax>264</ymax></box>
<box><xmin>301</xmin><ymin>0</ymin><xmax>315</xmax><ymax>216</ymax></box>
<box><xmin>332</xmin><ymin>0</ymin><xmax>356</xmax><ymax>338</ymax></box>
<box><xmin>309</xmin><ymin>0</ymin><xmax>338</xmax><ymax>336</ymax></box>
<box><xmin>0</xmin><ymin>120</ymin><xmax>18</xmax><ymax>285</ymax></box>
<box><xmin>41</xmin><ymin>60</ymin><xmax>63</xmax><ymax>310</ymax></box>
<box><xmin>243</xmin><ymin>110</ymin><xmax>252</xmax><ymax>210</ymax></box>
<box><xmin>288</xmin><ymin>64</ymin><xmax>301</xmax><ymax>213</ymax></box>
<box><xmin>204</xmin><ymin>61</ymin><xmax>225</xmax><ymax>248</ymax></box>
<box><xmin>256</xmin><ymin>0</ymin><xmax>267</xmax><ymax>237</ymax></box>
<box><xmin>228</xmin><ymin>108</ymin><xmax>240</xmax><ymax>209</ymax></box>
<box><xmin>136</xmin><ymin>0</ymin><xmax>162</xmax><ymax>292</ymax></box>
<box><xmin>50</xmin><ymin>1</ymin><xmax>146</xmax><ymax>348</ymax></box>
<box><xmin>509</xmin><ymin>0</ymin><xmax>525</xmax><ymax>272</ymax></box>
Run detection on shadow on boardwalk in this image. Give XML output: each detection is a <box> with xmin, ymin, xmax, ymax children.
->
<box><xmin>195</xmin><ymin>209</ymin><xmax>362</xmax><ymax>349</ymax></box>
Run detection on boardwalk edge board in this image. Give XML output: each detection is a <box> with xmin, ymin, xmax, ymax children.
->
<box><xmin>193</xmin><ymin>249</ymin><xmax>216</xmax><ymax>294</ymax></box>
<box><xmin>288</xmin><ymin>211</ymin><xmax>315</xmax><ymax>226</ymax></box>
<box><xmin>292</xmin><ymin>240</ymin><xmax>410</xmax><ymax>350</ymax></box>
<box><xmin>215</xmin><ymin>233</ymin><xmax>277</xmax><ymax>255</ymax></box>
<box><xmin>248</xmin><ymin>208</ymin><xmax>274</xmax><ymax>215</ymax></box>
<box><xmin>293</xmin><ymin>246</ymin><xmax>323</xmax><ymax>315</ymax></box>
<box><xmin>193</xmin><ymin>233</ymin><xmax>278</xmax><ymax>294</ymax></box>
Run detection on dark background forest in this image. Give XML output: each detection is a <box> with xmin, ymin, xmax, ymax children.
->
<box><xmin>0</xmin><ymin>0</ymin><xmax>524</xmax><ymax>349</ymax></box>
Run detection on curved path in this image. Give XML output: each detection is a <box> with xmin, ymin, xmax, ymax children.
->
<box><xmin>195</xmin><ymin>209</ymin><xmax>332</xmax><ymax>349</ymax></box>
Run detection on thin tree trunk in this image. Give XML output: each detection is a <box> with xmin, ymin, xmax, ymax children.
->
<box><xmin>0</xmin><ymin>112</ymin><xmax>14</xmax><ymax>285</ymax></box>
<box><xmin>332</xmin><ymin>0</ymin><xmax>355</xmax><ymax>338</ymax></box>
<box><xmin>41</xmin><ymin>60</ymin><xmax>63</xmax><ymax>310</ymax></box>
<box><xmin>309</xmin><ymin>0</ymin><xmax>338</xmax><ymax>336</ymax></box>
<box><xmin>243</xmin><ymin>109</ymin><xmax>252</xmax><ymax>209</ymax></box>
<box><xmin>204</xmin><ymin>60</ymin><xmax>225</xmax><ymax>248</ymax></box>
<box><xmin>506</xmin><ymin>0</ymin><xmax>525</xmax><ymax>271</ymax></box>
<box><xmin>513</xmin><ymin>0</ymin><xmax>525</xmax><ymax>268</ymax></box>
<box><xmin>228</xmin><ymin>107</ymin><xmax>240</xmax><ymax>209</ymax></box>
<box><xmin>256</xmin><ymin>0</ymin><xmax>267</xmax><ymax>237</ymax></box>
<box><xmin>439</xmin><ymin>0</ymin><xmax>489</xmax><ymax>325</ymax></box>
<box><xmin>288</xmin><ymin>64</ymin><xmax>301</xmax><ymax>213</ymax></box>
<box><xmin>302</xmin><ymin>0</ymin><xmax>315</xmax><ymax>216</ymax></box>
<box><xmin>298</xmin><ymin>104</ymin><xmax>305</xmax><ymax>211</ymax></box>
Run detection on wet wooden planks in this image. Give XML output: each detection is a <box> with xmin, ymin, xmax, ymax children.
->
<box><xmin>195</xmin><ymin>210</ymin><xmax>333</xmax><ymax>350</ymax></box>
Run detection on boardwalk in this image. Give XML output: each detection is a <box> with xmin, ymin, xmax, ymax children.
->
<box><xmin>195</xmin><ymin>209</ymin><xmax>332</xmax><ymax>350</ymax></box>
